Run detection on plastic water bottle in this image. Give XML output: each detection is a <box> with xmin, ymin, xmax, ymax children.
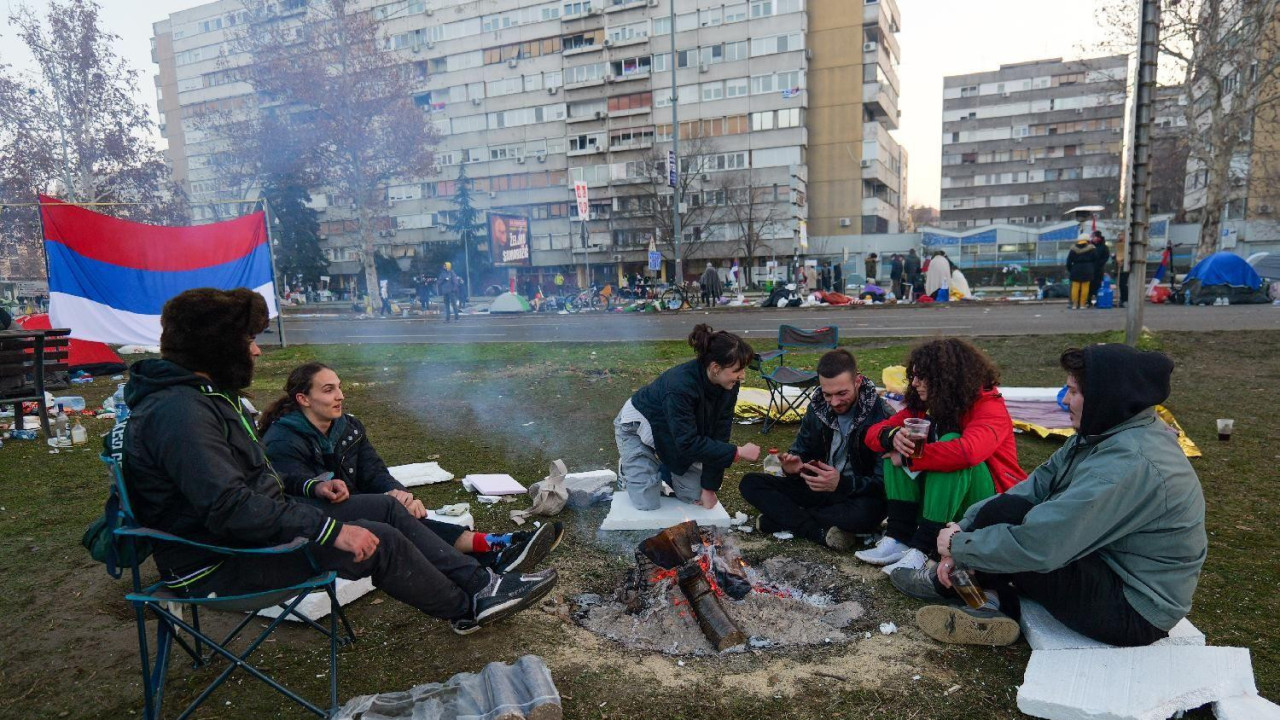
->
<box><xmin>71</xmin><ymin>418</ymin><xmax>87</xmax><ymax>445</ymax></box>
<box><xmin>763</xmin><ymin>448</ymin><xmax>784</xmax><ymax>476</ymax></box>
<box><xmin>112</xmin><ymin>383</ymin><xmax>130</xmax><ymax>424</ymax></box>
<box><xmin>54</xmin><ymin>403</ymin><xmax>70</xmax><ymax>445</ymax></box>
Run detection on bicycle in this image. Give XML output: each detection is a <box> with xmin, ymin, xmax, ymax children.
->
<box><xmin>659</xmin><ymin>282</ymin><xmax>702</xmax><ymax>311</ymax></box>
<box><xmin>565</xmin><ymin>284</ymin><xmax>613</xmax><ymax>313</ymax></box>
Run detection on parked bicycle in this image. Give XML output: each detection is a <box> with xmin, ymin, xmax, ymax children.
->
<box><xmin>659</xmin><ymin>282</ymin><xmax>702</xmax><ymax>311</ymax></box>
<box><xmin>565</xmin><ymin>283</ymin><xmax>613</xmax><ymax>313</ymax></box>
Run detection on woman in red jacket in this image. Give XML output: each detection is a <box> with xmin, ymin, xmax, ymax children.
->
<box><xmin>857</xmin><ymin>338</ymin><xmax>1026</xmax><ymax>590</ymax></box>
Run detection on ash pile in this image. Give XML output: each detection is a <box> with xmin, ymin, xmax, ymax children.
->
<box><xmin>574</xmin><ymin>521</ymin><xmax>875</xmax><ymax>656</ymax></box>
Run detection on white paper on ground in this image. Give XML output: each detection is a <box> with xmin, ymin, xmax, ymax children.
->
<box><xmin>599</xmin><ymin>491</ymin><xmax>732</xmax><ymax>530</ymax></box>
<box><xmin>256</xmin><ymin>577</ymin><xmax>375</xmax><ymax>622</ymax></box>
<box><xmin>388</xmin><ymin>461</ymin><xmax>455</xmax><ymax>487</ymax></box>
<box><xmin>462</xmin><ymin>473</ymin><xmax>526</xmax><ymax>495</ymax></box>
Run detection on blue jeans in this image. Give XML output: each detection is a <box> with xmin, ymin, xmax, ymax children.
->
<box><xmin>613</xmin><ymin>416</ymin><xmax>703</xmax><ymax>510</ymax></box>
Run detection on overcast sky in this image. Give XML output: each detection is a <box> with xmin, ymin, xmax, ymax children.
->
<box><xmin>4</xmin><ymin>0</ymin><xmax>1118</xmax><ymax>208</ymax></box>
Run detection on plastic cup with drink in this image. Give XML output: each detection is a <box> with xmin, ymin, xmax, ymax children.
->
<box><xmin>903</xmin><ymin>417</ymin><xmax>931</xmax><ymax>459</ymax></box>
<box><xmin>1216</xmin><ymin>418</ymin><xmax>1234</xmax><ymax>442</ymax></box>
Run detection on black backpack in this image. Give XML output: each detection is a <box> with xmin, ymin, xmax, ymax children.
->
<box><xmin>81</xmin><ymin>420</ymin><xmax>152</xmax><ymax>578</ymax></box>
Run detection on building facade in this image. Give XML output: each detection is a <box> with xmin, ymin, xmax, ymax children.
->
<box><xmin>151</xmin><ymin>0</ymin><xmax>903</xmax><ymax>289</ymax></box>
<box><xmin>939</xmin><ymin>56</ymin><xmax>1128</xmax><ymax>231</ymax></box>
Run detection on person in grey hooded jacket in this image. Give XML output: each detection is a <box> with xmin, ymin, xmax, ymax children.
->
<box><xmin>911</xmin><ymin>344</ymin><xmax>1206</xmax><ymax>647</ymax></box>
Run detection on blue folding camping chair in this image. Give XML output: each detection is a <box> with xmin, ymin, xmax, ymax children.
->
<box><xmin>752</xmin><ymin>325</ymin><xmax>840</xmax><ymax>433</ymax></box>
<box><xmin>99</xmin><ymin>454</ymin><xmax>355</xmax><ymax>719</ymax></box>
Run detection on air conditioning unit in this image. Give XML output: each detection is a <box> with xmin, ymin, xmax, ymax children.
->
<box><xmin>859</xmin><ymin>159</ymin><xmax>871</xmax><ymax>168</ymax></box>
<box><xmin>537</xmin><ymin>153</ymin><xmax>547</xmax><ymax>163</ymax></box>
<box><xmin>471</xmin><ymin>97</ymin><xmax>481</xmax><ymax>106</ymax></box>
<box><xmin>1001</xmin><ymin>91</ymin><xmax>1011</xmax><ymax>97</ymax></box>
<box><xmin>425</xmin><ymin>6</ymin><xmax>433</xmax><ymax>15</ymax></box>
<box><xmin>1076</xmin><ymin>107</ymin><xmax>1084</xmax><ymax>114</ymax></box>
<box><xmin>606</xmin><ymin>74</ymin><xmax>616</xmax><ymax>82</ymax></box>
<box><xmin>595</xmin><ymin>145</ymin><xmax>605</xmax><ymax>153</ymax></box>
<box><xmin>548</xmin><ymin>85</ymin><xmax>559</xmax><ymax>94</ymax></box>
<box><xmin>516</xmin><ymin>156</ymin><xmax>526</xmax><ymax>164</ymax></box>
<box><xmin>648</xmin><ymin>0</ymin><xmax>658</xmax><ymax>6</ymax></box>
<box><xmin>586</xmin><ymin>7</ymin><xmax>600</xmax><ymax>15</ymax></box>
<box><xmin>805</xmin><ymin>49</ymin><xmax>813</xmax><ymax>61</ymax></box>
<box><xmin>603</xmin><ymin>39</ymin><xmax>613</xmax><ymax>47</ymax></box>
<box><xmin>863</xmin><ymin>41</ymin><xmax>877</xmax><ymax>53</ymax></box>
<box><xmin>700</xmin><ymin>173</ymin><xmax>710</xmax><ymax>181</ymax></box>
<box><xmin>1112</xmin><ymin>128</ymin><xmax>1122</xmax><ymax>133</ymax></box>
<box><xmin>430</xmin><ymin>163</ymin><xmax>442</xmax><ymax>173</ymax></box>
<box><xmin>489</xmin><ymin>191</ymin><xmax>497</xmax><ymax>198</ymax></box>
<box><xmin>411</xmin><ymin>43</ymin><xmax>422</xmax><ymax>53</ymax></box>
<box><xmin>839</xmin><ymin>218</ymin><xmax>852</xmax><ymax>227</ymax></box>
<box><xmin>508</xmin><ymin>58</ymin><xmax>519</xmax><ymax>68</ymax></box>
<box><xmin>1027</xmin><ymin>157</ymin><xmax>1036</xmax><ymax>164</ymax></box>
<box><xmin>612</xmin><ymin>254</ymin><xmax>623</xmax><ymax>262</ymax></box>
<box><xmin>594</xmin><ymin>110</ymin><xmax>605</xmax><ymax>119</ymax></box>
<box><xmin>699</xmin><ymin>63</ymin><xmax>709</xmax><ymax>73</ymax></box>
<box><xmin>426</xmin><ymin>40</ymin><xmax>435</xmax><ymax>49</ymax></box>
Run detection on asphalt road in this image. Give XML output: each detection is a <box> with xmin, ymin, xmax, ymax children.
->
<box><xmin>268</xmin><ymin>300</ymin><xmax>1280</xmax><ymax>345</ymax></box>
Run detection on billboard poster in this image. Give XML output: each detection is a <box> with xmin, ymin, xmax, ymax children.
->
<box><xmin>489</xmin><ymin>213</ymin><xmax>531</xmax><ymax>266</ymax></box>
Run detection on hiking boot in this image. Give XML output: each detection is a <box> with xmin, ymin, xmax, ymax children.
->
<box><xmin>854</xmin><ymin>535</ymin><xmax>911</xmax><ymax>566</ymax></box>
<box><xmin>881</xmin><ymin>548</ymin><xmax>928</xmax><ymax>576</ymax></box>
<box><xmin>823</xmin><ymin>527</ymin><xmax>858</xmax><ymax>551</ymax></box>
<box><xmin>473</xmin><ymin>568</ymin><xmax>558</xmax><ymax>627</ymax></box>
<box><xmin>890</xmin><ymin>561</ymin><xmax>947</xmax><ymax>602</ymax></box>
<box><xmin>494</xmin><ymin>522</ymin><xmax>562</xmax><ymax>574</ymax></box>
<box><xmin>916</xmin><ymin>604</ymin><xmax>1021</xmax><ymax>646</ymax></box>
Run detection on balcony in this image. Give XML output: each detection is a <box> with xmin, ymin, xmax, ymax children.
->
<box><xmin>860</xmin><ymin>157</ymin><xmax>898</xmax><ymax>184</ymax></box>
<box><xmin>563</xmin><ymin>44</ymin><xmax>604</xmax><ymax>57</ymax></box>
<box><xmin>565</xmin><ymin>78</ymin><xmax>606</xmax><ymax>91</ymax></box>
<box><xmin>604</xmin><ymin>0</ymin><xmax>652</xmax><ymax>13</ymax></box>
<box><xmin>608</xmin><ymin>71</ymin><xmax>651</xmax><ymax>84</ymax></box>
<box><xmin>603</xmin><ymin>34</ymin><xmax>649</xmax><ymax>50</ymax></box>
<box><xmin>862</xmin><ymin>43</ymin><xmax>900</xmax><ymax>97</ymax></box>
<box><xmin>863</xmin><ymin>81</ymin><xmax>899</xmax><ymax>130</ymax></box>
<box><xmin>861</xmin><ymin>196</ymin><xmax>897</xmax><ymax>220</ymax></box>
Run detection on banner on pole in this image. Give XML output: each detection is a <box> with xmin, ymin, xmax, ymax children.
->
<box><xmin>574</xmin><ymin>181</ymin><xmax>590</xmax><ymax>218</ymax></box>
<box><xmin>648</xmin><ymin>251</ymin><xmax>662</xmax><ymax>271</ymax></box>
<box><xmin>488</xmin><ymin>213</ymin><xmax>531</xmax><ymax>266</ymax></box>
<box><xmin>40</xmin><ymin>195</ymin><xmax>277</xmax><ymax>346</ymax></box>
<box><xmin>798</xmin><ymin>219</ymin><xmax>808</xmax><ymax>251</ymax></box>
<box><xmin>668</xmin><ymin>150</ymin><xmax>677</xmax><ymax>188</ymax></box>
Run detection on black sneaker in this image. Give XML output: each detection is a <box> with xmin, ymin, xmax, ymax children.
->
<box><xmin>890</xmin><ymin>561</ymin><xmax>947</xmax><ymax>602</ymax></box>
<box><xmin>450</xmin><ymin>618</ymin><xmax>481</xmax><ymax>636</ymax></box>
<box><xmin>494</xmin><ymin>522</ymin><xmax>561</xmax><ymax>574</ymax></box>
<box><xmin>473</xmin><ymin>568</ymin><xmax>558</xmax><ymax>627</ymax></box>
<box><xmin>755</xmin><ymin>514</ymin><xmax>783</xmax><ymax>534</ymax></box>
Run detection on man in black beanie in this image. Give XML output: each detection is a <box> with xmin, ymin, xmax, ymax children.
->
<box><xmin>911</xmin><ymin>344</ymin><xmax>1206</xmax><ymax>647</ymax></box>
<box><xmin>118</xmin><ymin>287</ymin><xmax>555</xmax><ymax>634</ymax></box>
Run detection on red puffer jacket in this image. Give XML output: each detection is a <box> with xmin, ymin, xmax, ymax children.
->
<box><xmin>864</xmin><ymin>387</ymin><xmax>1027</xmax><ymax>493</ymax></box>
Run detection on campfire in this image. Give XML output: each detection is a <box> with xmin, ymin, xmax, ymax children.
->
<box><xmin>574</xmin><ymin>521</ymin><xmax>875</xmax><ymax>655</ymax></box>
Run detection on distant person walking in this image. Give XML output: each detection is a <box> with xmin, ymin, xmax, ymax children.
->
<box><xmin>865</xmin><ymin>253</ymin><xmax>880</xmax><ymax>283</ymax></box>
<box><xmin>905</xmin><ymin>249</ymin><xmax>922</xmax><ymax>299</ymax></box>
<box><xmin>1066</xmin><ymin>237</ymin><xmax>1099</xmax><ymax>310</ymax></box>
<box><xmin>890</xmin><ymin>254</ymin><xmax>905</xmax><ymax>298</ymax></box>
<box><xmin>439</xmin><ymin>262</ymin><xmax>462</xmax><ymax>322</ymax></box>
<box><xmin>833</xmin><ymin>261</ymin><xmax>844</xmax><ymax>292</ymax></box>
<box><xmin>700</xmin><ymin>263</ymin><xmax>723</xmax><ymax>305</ymax></box>
<box><xmin>1089</xmin><ymin>231</ymin><xmax>1111</xmax><ymax>307</ymax></box>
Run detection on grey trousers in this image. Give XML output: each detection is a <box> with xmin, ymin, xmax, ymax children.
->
<box><xmin>614</xmin><ymin>416</ymin><xmax>703</xmax><ymax>510</ymax></box>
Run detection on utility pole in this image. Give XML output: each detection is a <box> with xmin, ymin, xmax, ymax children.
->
<box><xmin>669</xmin><ymin>0</ymin><xmax>682</xmax><ymax>284</ymax></box>
<box><xmin>582</xmin><ymin>214</ymin><xmax>592</xmax><ymax>287</ymax></box>
<box><xmin>1125</xmin><ymin>0</ymin><xmax>1161</xmax><ymax>345</ymax></box>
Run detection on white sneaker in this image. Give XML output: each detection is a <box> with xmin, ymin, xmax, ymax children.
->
<box><xmin>882</xmin><ymin>548</ymin><xmax>928</xmax><ymax>576</ymax></box>
<box><xmin>853</xmin><ymin>536</ymin><xmax>911</xmax><ymax>566</ymax></box>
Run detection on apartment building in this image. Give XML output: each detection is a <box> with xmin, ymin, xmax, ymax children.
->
<box><xmin>939</xmin><ymin>56</ymin><xmax>1128</xmax><ymax>231</ymax></box>
<box><xmin>152</xmin><ymin>0</ymin><xmax>903</xmax><ymax>287</ymax></box>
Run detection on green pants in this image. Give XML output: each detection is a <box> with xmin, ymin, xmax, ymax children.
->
<box><xmin>883</xmin><ymin>432</ymin><xmax>996</xmax><ymax>524</ymax></box>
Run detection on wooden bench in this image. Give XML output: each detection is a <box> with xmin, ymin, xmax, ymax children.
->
<box><xmin>0</xmin><ymin>328</ymin><xmax>72</xmax><ymax>436</ymax></box>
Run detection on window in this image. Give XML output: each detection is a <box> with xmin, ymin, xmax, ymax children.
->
<box><xmin>566</xmin><ymin>62</ymin><xmax>605</xmax><ymax>84</ymax></box>
<box><xmin>569</xmin><ymin>133</ymin><xmax>604</xmax><ymax>151</ymax></box>
<box><xmin>608</xmin><ymin>21</ymin><xmax>649</xmax><ymax>43</ymax></box>
<box><xmin>725</xmin><ymin>77</ymin><xmax>748</xmax><ymax>98</ymax></box>
<box><xmin>959</xmin><ymin>85</ymin><xmax>978</xmax><ymax>97</ymax></box>
<box><xmin>750</xmin><ymin>32</ymin><xmax>802</xmax><ymax>56</ymax></box>
<box><xmin>451</xmin><ymin>114</ymin><xmax>487</xmax><ymax>133</ymax></box>
<box><xmin>723</xmin><ymin>40</ymin><xmax>748</xmax><ymax>62</ymax></box>
<box><xmin>776</xmin><ymin>107</ymin><xmax>801</xmax><ymax>128</ymax></box>
<box><xmin>724</xmin><ymin>2</ymin><xmax>748</xmax><ymax>22</ymax></box>
<box><xmin>752</xmin><ymin>110</ymin><xmax>775</xmax><ymax>130</ymax></box>
<box><xmin>608</xmin><ymin>91</ymin><xmax>652</xmax><ymax>112</ymax></box>
<box><xmin>702</xmin><ymin>81</ymin><xmax>724</xmax><ymax>101</ymax></box>
<box><xmin>750</xmin><ymin>0</ymin><xmax>774</xmax><ymax>17</ymax></box>
<box><xmin>563</xmin><ymin>1</ymin><xmax>592</xmax><ymax>15</ymax></box>
<box><xmin>701</xmin><ymin>7</ymin><xmax>722</xmax><ymax>25</ymax></box>
<box><xmin>652</xmin><ymin>52</ymin><xmax>670</xmax><ymax>73</ymax></box>
<box><xmin>612</xmin><ymin>56</ymin><xmax>651</xmax><ymax>76</ymax></box>
<box><xmin>653</xmin><ymin>16</ymin><xmax>671</xmax><ymax>34</ymax></box>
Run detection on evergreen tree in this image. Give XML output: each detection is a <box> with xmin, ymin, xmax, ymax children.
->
<box><xmin>440</xmin><ymin>164</ymin><xmax>488</xmax><ymax>291</ymax></box>
<box><xmin>262</xmin><ymin>177</ymin><xmax>328</xmax><ymax>288</ymax></box>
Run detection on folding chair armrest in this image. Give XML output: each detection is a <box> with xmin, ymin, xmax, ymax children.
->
<box><xmin>753</xmin><ymin>349</ymin><xmax>786</xmax><ymax>376</ymax></box>
<box><xmin>115</xmin><ymin>526</ymin><xmax>310</xmax><ymax>556</ymax></box>
<box><xmin>757</xmin><ymin>349</ymin><xmax>786</xmax><ymax>363</ymax></box>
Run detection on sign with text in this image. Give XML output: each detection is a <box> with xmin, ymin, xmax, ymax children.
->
<box><xmin>648</xmin><ymin>251</ymin><xmax>662</xmax><ymax>271</ymax></box>
<box><xmin>668</xmin><ymin>150</ymin><xmax>677</xmax><ymax>188</ymax></box>
<box><xmin>574</xmin><ymin>181</ymin><xmax>590</xmax><ymax>218</ymax></box>
<box><xmin>488</xmin><ymin>213</ymin><xmax>531</xmax><ymax>266</ymax></box>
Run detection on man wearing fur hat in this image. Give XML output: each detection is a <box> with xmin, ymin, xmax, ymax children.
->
<box><xmin>911</xmin><ymin>345</ymin><xmax>1206</xmax><ymax>647</ymax></box>
<box><xmin>119</xmin><ymin>287</ymin><xmax>555</xmax><ymax>634</ymax></box>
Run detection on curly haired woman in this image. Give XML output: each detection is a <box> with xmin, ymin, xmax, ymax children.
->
<box><xmin>857</xmin><ymin>339</ymin><xmax>1027</xmax><ymax>596</ymax></box>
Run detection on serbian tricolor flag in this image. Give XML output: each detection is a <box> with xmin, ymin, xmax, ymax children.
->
<box><xmin>1153</xmin><ymin>246</ymin><xmax>1173</xmax><ymax>282</ymax></box>
<box><xmin>40</xmin><ymin>195</ymin><xmax>278</xmax><ymax>346</ymax></box>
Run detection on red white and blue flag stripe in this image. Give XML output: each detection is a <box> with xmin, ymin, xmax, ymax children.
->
<box><xmin>40</xmin><ymin>195</ymin><xmax>278</xmax><ymax>346</ymax></box>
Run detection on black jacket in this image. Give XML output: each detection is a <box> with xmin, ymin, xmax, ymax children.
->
<box><xmin>1092</xmin><ymin>240</ymin><xmax>1111</xmax><ymax>277</ymax></box>
<box><xmin>121</xmin><ymin>359</ymin><xmax>340</xmax><ymax>582</ymax></box>
<box><xmin>630</xmin><ymin>359</ymin><xmax>738</xmax><ymax>491</ymax></box>
<box><xmin>789</xmin><ymin>390</ymin><xmax>892</xmax><ymax>497</ymax></box>
<box><xmin>262</xmin><ymin>411</ymin><xmax>405</xmax><ymax>498</ymax></box>
<box><xmin>904</xmin><ymin>253</ymin><xmax>922</xmax><ymax>277</ymax></box>
<box><xmin>1066</xmin><ymin>242</ymin><xmax>1099</xmax><ymax>282</ymax></box>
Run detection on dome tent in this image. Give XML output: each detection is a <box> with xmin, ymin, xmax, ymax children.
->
<box><xmin>1182</xmin><ymin>252</ymin><xmax>1269</xmax><ymax>305</ymax></box>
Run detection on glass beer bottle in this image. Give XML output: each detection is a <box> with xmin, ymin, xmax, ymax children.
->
<box><xmin>949</xmin><ymin>564</ymin><xmax>987</xmax><ymax>610</ymax></box>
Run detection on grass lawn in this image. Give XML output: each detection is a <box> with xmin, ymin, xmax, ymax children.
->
<box><xmin>1</xmin><ymin>329</ymin><xmax>1275</xmax><ymax>719</ymax></box>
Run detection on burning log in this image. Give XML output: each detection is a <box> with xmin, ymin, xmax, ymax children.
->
<box><xmin>634</xmin><ymin>521</ymin><xmax>748</xmax><ymax>651</ymax></box>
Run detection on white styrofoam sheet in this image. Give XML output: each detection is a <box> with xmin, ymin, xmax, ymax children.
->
<box><xmin>1016</xmin><ymin>646</ymin><xmax>1257</xmax><ymax>720</ymax></box>
<box><xmin>462</xmin><ymin>473</ymin><xmax>526</xmax><ymax>495</ymax></box>
<box><xmin>1214</xmin><ymin>694</ymin><xmax>1280</xmax><ymax>720</ymax></box>
<box><xmin>599</xmin><ymin>491</ymin><xmax>732</xmax><ymax>530</ymax></box>
<box><xmin>999</xmin><ymin>387</ymin><xmax>1066</xmax><ymax>402</ymax></box>
<box><xmin>1019</xmin><ymin>599</ymin><xmax>1205</xmax><ymax>651</ymax></box>
<box><xmin>388</xmin><ymin>461</ymin><xmax>454</xmax><ymax>487</ymax></box>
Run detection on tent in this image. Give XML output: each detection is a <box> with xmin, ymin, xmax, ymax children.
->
<box><xmin>488</xmin><ymin>292</ymin><xmax>532</xmax><ymax>314</ymax></box>
<box><xmin>1182</xmin><ymin>252</ymin><xmax>1269</xmax><ymax>305</ymax></box>
<box><xmin>15</xmin><ymin>313</ymin><xmax>127</xmax><ymax>375</ymax></box>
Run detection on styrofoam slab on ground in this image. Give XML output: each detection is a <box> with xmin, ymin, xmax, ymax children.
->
<box><xmin>462</xmin><ymin>473</ymin><xmax>526</xmax><ymax>495</ymax></box>
<box><xmin>1017</xmin><ymin>646</ymin><xmax>1257</xmax><ymax>720</ymax></box>
<box><xmin>1215</xmin><ymin>694</ymin><xmax>1280</xmax><ymax>719</ymax></box>
<box><xmin>426</xmin><ymin>510</ymin><xmax>474</xmax><ymax>529</ymax></box>
<box><xmin>257</xmin><ymin>577</ymin><xmax>375</xmax><ymax>622</ymax></box>
<box><xmin>999</xmin><ymin>387</ymin><xmax>1065</xmax><ymax>402</ymax></box>
<box><xmin>1020</xmin><ymin>599</ymin><xmax>1205</xmax><ymax>651</ymax></box>
<box><xmin>599</xmin><ymin>491</ymin><xmax>731</xmax><ymax>530</ymax></box>
<box><xmin>565</xmin><ymin>469</ymin><xmax>616</xmax><ymax>508</ymax></box>
<box><xmin>388</xmin><ymin>461</ymin><xmax>454</xmax><ymax>487</ymax></box>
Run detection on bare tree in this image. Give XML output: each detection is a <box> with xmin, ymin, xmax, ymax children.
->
<box><xmin>1</xmin><ymin>0</ymin><xmax>183</xmax><ymax>276</ymax></box>
<box><xmin>716</xmin><ymin>170</ymin><xmax>783</xmax><ymax>279</ymax></box>
<box><xmin>227</xmin><ymin>0</ymin><xmax>439</xmax><ymax>297</ymax></box>
<box><xmin>906</xmin><ymin>204</ymin><xmax>939</xmax><ymax>232</ymax></box>
<box><xmin>1095</xmin><ymin>0</ymin><xmax>1280</xmax><ymax>259</ymax></box>
<box><xmin>632</xmin><ymin>134</ymin><xmax>731</xmax><ymax>280</ymax></box>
